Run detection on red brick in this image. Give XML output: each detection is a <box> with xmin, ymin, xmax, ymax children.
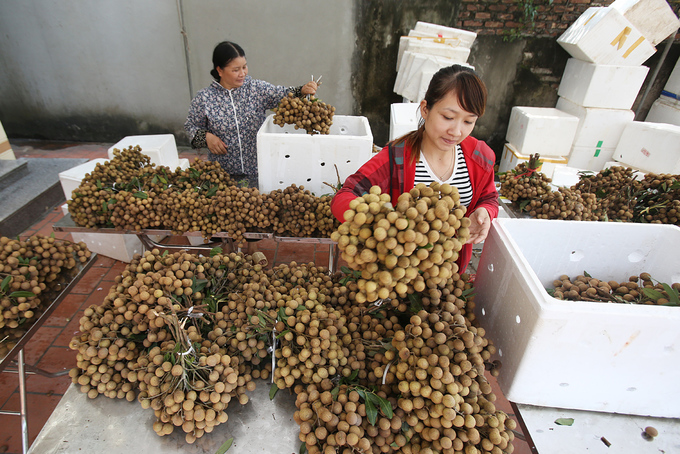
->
<box><xmin>467</xmin><ymin>4</ymin><xmax>479</xmax><ymax>11</ymax></box>
<box><xmin>475</xmin><ymin>12</ymin><xmax>492</xmax><ymax>20</ymax></box>
<box><xmin>485</xmin><ymin>21</ymin><xmax>505</xmax><ymax>28</ymax></box>
<box><xmin>489</xmin><ymin>5</ymin><xmax>508</xmax><ymax>11</ymax></box>
<box><xmin>464</xmin><ymin>20</ymin><xmax>483</xmax><ymax>27</ymax></box>
<box><xmin>498</xmin><ymin>13</ymin><xmax>514</xmax><ymax>20</ymax></box>
<box><xmin>505</xmin><ymin>21</ymin><xmax>523</xmax><ymax>28</ymax></box>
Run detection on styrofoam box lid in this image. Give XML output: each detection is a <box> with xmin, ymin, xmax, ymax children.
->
<box><xmin>475</xmin><ymin>218</ymin><xmax>680</xmax><ymax>416</ymax></box>
<box><xmin>557</xmin><ymin>7</ymin><xmax>656</xmax><ymax>66</ymax></box>
<box><xmin>107</xmin><ymin>134</ymin><xmax>178</xmax><ymax>167</ymax></box>
<box><xmin>397</xmin><ymin>36</ymin><xmax>472</xmax><ymax>69</ymax></box>
<box><xmin>610</xmin><ymin>0</ymin><xmax>680</xmax><ymax>46</ymax></box>
<box><xmin>412</xmin><ymin>22</ymin><xmax>477</xmax><ymax>47</ymax></box>
<box><xmin>614</xmin><ymin>121</ymin><xmax>680</xmax><ymax>173</ymax></box>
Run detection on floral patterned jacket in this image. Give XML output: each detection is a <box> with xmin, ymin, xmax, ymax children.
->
<box><xmin>184</xmin><ymin>76</ymin><xmax>301</xmax><ymax>186</ymax></box>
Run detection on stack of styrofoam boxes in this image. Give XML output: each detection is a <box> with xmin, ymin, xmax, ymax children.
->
<box><xmin>59</xmin><ymin>159</ymin><xmax>145</xmax><ymax>263</ymax></box>
<box><xmin>108</xmin><ymin>134</ymin><xmax>189</xmax><ymax>170</ymax></box>
<box><xmin>645</xmin><ymin>55</ymin><xmax>680</xmax><ymax>126</ymax></box>
<box><xmin>501</xmin><ymin>107</ymin><xmax>576</xmax><ymax>179</ymax></box>
<box><xmin>257</xmin><ymin>114</ymin><xmax>373</xmax><ymax>196</ymax></box>
<box><xmin>555</xmin><ymin>0</ymin><xmax>680</xmax><ymax>172</ymax></box>
<box><xmin>475</xmin><ymin>217</ymin><xmax>680</xmax><ymax>417</ymax></box>
<box><xmin>0</xmin><ymin>120</ymin><xmax>15</xmax><ymax>160</ymax></box>
<box><xmin>394</xmin><ymin>22</ymin><xmax>477</xmax><ymax>103</ymax></box>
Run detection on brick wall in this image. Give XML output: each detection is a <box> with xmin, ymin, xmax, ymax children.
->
<box><xmin>455</xmin><ymin>0</ymin><xmax>680</xmax><ymax>39</ymax></box>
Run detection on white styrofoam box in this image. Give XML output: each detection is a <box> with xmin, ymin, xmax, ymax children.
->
<box><xmin>177</xmin><ymin>158</ymin><xmax>191</xmax><ymax>170</ymax></box>
<box><xmin>610</xmin><ymin>0</ymin><xmax>680</xmax><ymax>46</ymax></box>
<box><xmin>557</xmin><ymin>7</ymin><xmax>656</xmax><ymax>66</ymax></box>
<box><xmin>389</xmin><ymin>103</ymin><xmax>422</xmax><ymax>141</ymax></box>
<box><xmin>663</xmin><ymin>56</ymin><xmax>680</xmax><ymax>96</ymax></box>
<box><xmin>70</xmin><ymin>232</ymin><xmax>144</xmax><ymax>263</ymax></box>
<box><xmin>394</xmin><ymin>51</ymin><xmax>418</xmax><ymax>95</ymax></box>
<box><xmin>557</xmin><ymin>58</ymin><xmax>649</xmax><ymax>109</ymax></box>
<box><xmin>58</xmin><ymin>158</ymin><xmax>109</xmax><ymax>200</ymax></box>
<box><xmin>556</xmin><ymin>97</ymin><xmax>634</xmax><ymax>149</ymax></box>
<box><xmin>614</xmin><ymin>121</ymin><xmax>680</xmax><ymax>173</ymax></box>
<box><xmin>505</xmin><ymin>107</ymin><xmax>579</xmax><ymax>157</ymax></box>
<box><xmin>257</xmin><ymin>114</ymin><xmax>373</xmax><ymax>195</ymax></box>
<box><xmin>645</xmin><ymin>94</ymin><xmax>680</xmax><ymax>126</ymax></box>
<box><xmin>411</xmin><ymin>22</ymin><xmax>477</xmax><ymax>48</ymax></box>
<box><xmin>396</xmin><ymin>52</ymin><xmax>457</xmax><ymax>100</ymax></box>
<box><xmin>108</xmin><ymin>134</ymin><xmax>179</xmax><ymax>169</ymax></box>
<box><xmin>499</xmin><ymin>143</ymin><xmax>568</xmax><ymax>179</ymax></box>
<box><xmin>550</xmin><ymin>164</ymin><xmax>584</xmax><ymax>187</ymax></box>
<box><xmin>475</xmin><ymin>218</ymin><xmax>680</xmax><ymax>417</ymax></box>
<box><xmin>0</xmin><ymin>149</ymin><xmax>16</xmax><ymax>160</ymax></box>
<box><xmin>567</xmin><ymin>144</ymin><xmax>616</xmax><ymax>171</ymax></box>
<box><xmin>397</xmin><ymin>38</ymin><xmax>471</xmax><ymax>68</ymax></box>
<box><xmin>60</xmin><ymin>203</ymin><xmax>69</xmax><ymax>216</ymax></box>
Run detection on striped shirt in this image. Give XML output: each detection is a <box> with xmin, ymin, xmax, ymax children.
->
<box><xmin>415</xmin><ymin>145</ymin><xmax>473</xmax><ymax>206</ymax></box>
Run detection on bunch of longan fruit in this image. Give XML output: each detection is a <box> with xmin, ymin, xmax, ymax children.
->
<box><xmin>499</xmin><ymin>154</ymin><xmax>552</xmax><ymax>203</ymax></box>
<box><xmin>273</xmin><ymin>92</ymin><xmax>335</xmax><ymax>135</ymax></box>
<box><xmin>0</xmin><ymin>235</ymin><xmax>91</xmax><ymax>356</ymax></box>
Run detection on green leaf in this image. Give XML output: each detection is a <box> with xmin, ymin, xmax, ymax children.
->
<box><xmin>408</xmin><ymin>293</ymin><xmax>423</xmax><ymax>313</ymax></box>
<box><xmin>642</xmin><ymin>288</ymin><xmax>665</xmax><ymax>301</ymax></box>
<box><xmin>661</xmin><ymin>283</ymin><xmax>680</xmax><ymax>306</ymax></box>
<box><xmin>151</xmin><ymin>175</ymin><xmax>158</xmax><ymax>185</ymax></box>
<box><xmin>1</xmin><ymin>275</ymin><xmax>11</xmax><ymax>293</ymax></box>
<box><xmin>215</xmin><ymin>437</ymin><xmax>234</xmax><ymax>454</ymax></box>
<box><xmin>192</xmin><ymin>278</ymin><xmax>208</xmax><ymax>293</ymax></box>
<box><xmin>378</xmin><ymin>396</ymin><xmax>393</xmax><ymax>419</ymax></box>
<box><xmin>10</xmin><ymin>291</ymin><xmax>35</xmax><ymax>299</ymax></box>
<box><xmin>340</xmin><ymin>266</ymin><xmax>352</xmax><ymax>274</ymax></box>
<box><xmin>583</xmin><ymin>270</ymin><xmax>592</xmax><ymax>278</ymax></box>
<box><xmin>277</xmin><ymin>307</ymin><xmax>288</xmax><ymax>322</ymax></box>
<box><xmin>331</xmin><ymin>386</ymin><xmax>339</xmax><ymax>401</ymax></box>
<box><xmin>210</xmin><ymin>247</ymin><xmax>223</xmax><ymax>257</ymax></box>
<box><xmin>133</xmin><ymin>191</ymin><xmax>148</xmax><ymax>199</ymax></box>
<box><xmin>555</xmin><ymin>418</ymin><xmax>574</xmax><ymax>426</ymax></box>
<box><xmin>269</xmin><ymin>383</ymin><xmax>279</xmax><ymax>400</ymax></box>
<box><xmin>365</xmin><ymin>397</ymin><xmax>378</xmax><ymax>426</ymax></box>
<box><xmin>299</xmin><ymin>442</ymin><xmax>307</xmax><ymax>454</ymax></box>
<box><xmin>207</xmin><ymin>185</ymin><xmax>218</xmax><ymax>197</ymax></box>
<box><xmin>519</xmin><ymin>199</ymin><xmax>531</xmax><ymax>211</ymax></box>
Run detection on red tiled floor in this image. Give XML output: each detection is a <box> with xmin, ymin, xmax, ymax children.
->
<box><xmin>0</xmin><ymin>140</ymin><xmax>532</xmax><ymax>454</ymax></box>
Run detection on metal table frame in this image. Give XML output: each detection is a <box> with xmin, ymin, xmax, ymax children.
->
<box><xmin>53</xmin><ymin>215</ymin><xmax>340</xmax><ymax>273</ymax></box>
<box><xmin>0</xmin><ymin>254</ymin><xmax>97</xmax><ymax>453</ymax></box>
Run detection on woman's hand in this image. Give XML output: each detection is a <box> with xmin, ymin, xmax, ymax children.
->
<box><xmin>301</xmin><ymin>81</ymin><xmax>318</xmax><ymax>96</ymax></box>
<box><xmin>206</xmin><ymin>132</ymin><xmax>227</xmax><ymax>155</ymax></box>
<box><xmin>466</xmin><ymin>207</ymin><xmax>492</xmax><ymax>245</ymax></box>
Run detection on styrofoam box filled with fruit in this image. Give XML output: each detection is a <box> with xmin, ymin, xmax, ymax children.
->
<box><xmin>257</xmin><ymin>114</ymin><xmax>373</xmax><ymax>196</ymax></box>
<box><xmin>474</xmin><ymin>218</ymin><xmax>680</xmax><ymax>417</ymax></box>
<box><xmin>59</xmin><ymin>158</ymin><xmax>110</xmax><ymax>200</ymax></box>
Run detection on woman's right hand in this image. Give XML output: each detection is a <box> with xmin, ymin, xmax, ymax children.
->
<box><xmin>206</xmin><ymin>132</ymin><xmax>227</xmax><ymax>155</ymax></box>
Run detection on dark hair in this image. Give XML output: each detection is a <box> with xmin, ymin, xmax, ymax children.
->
<box><xmin>397</xmin><ymin>64</ymin><xmax>487</xmax><ymax>164</ymax></box>
<box><xmin>210</xmin><ymin>41</ymin><xmax>246</xmax><ymax>80</ymax></box>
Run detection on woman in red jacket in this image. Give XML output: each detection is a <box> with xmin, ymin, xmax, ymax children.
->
<box><xmin>330</xmin><ymin>65</ymin><xmax>499</xmax><ymax>273</ymax></box>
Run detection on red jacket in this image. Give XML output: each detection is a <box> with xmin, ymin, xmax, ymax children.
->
<box><xmin>331</xmin><ymin>135</ymin><xmax>499</xmax><ymax>273</ymax></box>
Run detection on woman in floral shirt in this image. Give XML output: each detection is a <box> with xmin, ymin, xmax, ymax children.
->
<box><xmin>185</xmin><ymin>41</ymin><xmax>318</xmax><ymax>188</ymax></box>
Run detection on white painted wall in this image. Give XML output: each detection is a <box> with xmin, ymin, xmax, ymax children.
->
<box><xmin>0</xmin><ymin>0</ymin><xmax>355</xmax><ymax>142</ymax></box>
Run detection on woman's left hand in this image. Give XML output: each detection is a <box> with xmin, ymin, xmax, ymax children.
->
<box><xmin>466</xmin><ymin>207</ymin><xmax>492</xmax><ymax>245</ymax></box>
<box><xmin>301</xmin><ymin>81</ymin><xmax>318</xmax><ymax>95</ymax></box>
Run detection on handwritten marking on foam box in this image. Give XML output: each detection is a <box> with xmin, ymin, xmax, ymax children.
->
<box><xmin>641</xmin><ymin>148</ymin><xmax>650</xmax><ymax>157</ymax></box>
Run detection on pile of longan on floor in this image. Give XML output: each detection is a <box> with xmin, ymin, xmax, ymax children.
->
<box><xmin>67</xmin><ymin>146</ymin><xmax>339</xmax><ymax>245</ymax></box>
<box><xmin>499</xmin><ymin>156</ymin><xmax>680</xmax><ymax>225</ymax></box>
<box><xmin>0</xmin><ymin>235</ymin><xmax>92</xmax><ymax>357</ymax></box>
<box><xmin>70</xmin><ymin>182</ymin><xmax>518</xmax><ymax>453</ymax></box>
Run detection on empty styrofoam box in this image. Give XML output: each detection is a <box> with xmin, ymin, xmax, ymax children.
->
<box><xmin>505</xmin><ymin>107</ymin><xmax>579</xmax><ymax>157</ymax></box>
<box><xmin>663</xmin><ymin>56</ymin><xmax>680</xmax><ymax>96</ymax></box>
<box><xmin>411</xmin><ymin>22</ymin><xmax>477</xmax><ymax>48</ymax></box>
<box><xmin>58</xmin><ymin>158</ymin><xmax>109</xmax><ymax>200</ymax></box>
<box><xmin>645</xmin><ymin>94</ymin><xmax>680</xmax><ymax>127</ymax></box>
<box><xmin>556</xmin><ymin>97</ymin><xmax>634</xmax><ymax>149</ymax></box>
<box><xmin>257</xmin><ymin>114</ymin><xmax>373</xmax><ymax>195</ymax></box>
<box><xmin>475</xmin><ymin>218</ymin><xmax>680</xmax><ymax>417</ymax></box>
<box><xmin>557</xmin><ymin>7</ymin><xmax>656</xmax><ymax>66</ymax></box>
<box><xmin>614</xmin><ymin>121</ymin><xmax>680</xmax><ymax>174</ymax></box>
<box><xmin>70</xmin><ymin>232</ymin><xmax>144</xmax><ymax>263</ymax></box>
<box><xmin>108</xmin><ymin>134</ymin><xmax>179</xmax><ymax>168</ymax></box>
<box><xmin>499</xmin><ymin>143</ymin><xmax>568</xmax><ymax>179</ymax></box>
<box><xmin>390</xmin><ymin>103</ymin><xmax>421</xmax><ymax>141</ymax></box>
<box><xmin>557</xmin><ymin>58</ymin><xmax>649</xmax><ymax>110</ymax></box>
<box><xmin>610</xmin><ymin>0</ymin><xmax>680</xmax><ymax>46</ymax></box>
<box><xmin>568</xmin><ymin>143</ymin><xmax>617</xmax><ymax>172</ymax></box>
